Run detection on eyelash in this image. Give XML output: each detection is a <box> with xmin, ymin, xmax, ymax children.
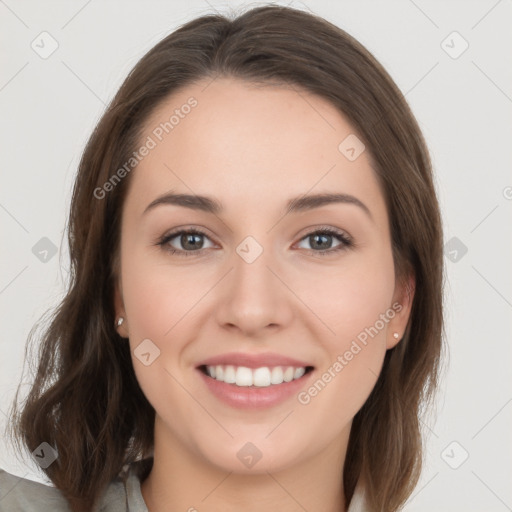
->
<box><xmin>156</xmin><ymin>226</ymin><xmax>353</xmax><ymax>257</ymax></box>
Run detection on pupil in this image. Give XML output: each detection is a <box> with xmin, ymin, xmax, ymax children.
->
<box><xmin>183</xmin><ymin>233</ymin><xmax>202</xmax><ymax>250</ymax></box>
<box><xmin>312</xmin><ymin>234</ymin><xmax>331</xmax><ymax>250</ymax></box>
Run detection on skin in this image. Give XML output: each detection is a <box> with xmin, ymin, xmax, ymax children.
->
<box><xmin>114</xmin><ymin>77</ymin><xmax>414</xmax><ymax>512</ymax></box>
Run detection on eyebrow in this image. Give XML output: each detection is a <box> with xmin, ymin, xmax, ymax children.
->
<box><xmin>143</xmin><ymin>191</ymin><xmax>372</xmax><ymax>220</ymax></box>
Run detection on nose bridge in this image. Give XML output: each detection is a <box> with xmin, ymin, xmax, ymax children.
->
<box><xmin>232</xmin><ymin>233</ymin><xmax>277</xmax><ymax>300</ymax></box>
<box><xmin>217</xmin><ymin>232</ymin><xmax>291</xmax><ymax>333</ymax></box>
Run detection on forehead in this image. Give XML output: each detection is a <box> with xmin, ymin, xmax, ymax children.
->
<box><xmin>126</xmin><ymin>77</ymin><xmax>386</xmax><ymax>221</ymax></box>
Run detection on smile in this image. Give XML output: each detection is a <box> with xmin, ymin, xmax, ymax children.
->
<box><xmin>199</xmin><ymin>364</ymin><xmax>313</xmax><ymax>387</ymax></box>
<box><xmin>197</xmin><ymin>364</ymin><xmax>315</xmax><ymax>409</ymax></box>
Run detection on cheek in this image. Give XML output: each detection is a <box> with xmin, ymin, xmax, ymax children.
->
<box><xmin>283</xmin><ymin>258</ymin><xmax>396</xmax><ymax>464</ymax></box>
<box><xmin>300</xmin><ymin>247</ymin><xmax>395</xmax><ymax>342</ymax></box>
<box><xmin>297</xmin><ymin>249</ymin><xmax>395</xmax><ymax>403</ymax></box>
<box><xmin>119</xmin><ymin>242</ymin><xmax>219</xmax><ymax>389</ymax></box>
<box><xmin>119</xmin><ymin>247</ymin><xmax>195</xmax><ymax>415</ymax></box>
<box><xmin>120</xmin><ymin>242</ymin><xmax>205</xmax><ymax>342</ymax></box>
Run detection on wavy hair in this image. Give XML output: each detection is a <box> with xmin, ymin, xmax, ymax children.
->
<box><xmin>7</xmin><ymin>5</ymin><xmax>444</xmax><ymax>511</ymax></box>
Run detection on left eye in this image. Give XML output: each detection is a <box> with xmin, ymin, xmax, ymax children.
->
<box><xmin>157</xmin><ymin>227</ymin><xmax>352</xmax><ymax>257</ymax></box>
<box><xmin>295</xmin><ymin>229</ymin><xmax>352</xmax><ymax>253</ymax></box>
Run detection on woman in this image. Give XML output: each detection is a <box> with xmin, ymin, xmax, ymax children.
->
<box><xmin>2</xmin><ymin>4</ymin><xmax>444</xmax><ymax>512</ymax></box>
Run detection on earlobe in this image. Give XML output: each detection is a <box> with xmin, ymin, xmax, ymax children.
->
<box><xmin>387</xmin><ymin>331</ymin><xmax>401</xmax><ymax>350</ymax></box>
<box><xmin>114</xmin><ymin>280</ymin><xmax>129</xmax><ymax>338</ymax></box>
<box><xmin>387</xmin><ymin>273</ymin><xmax>415</xmax><ymax>349</ymax></box>
<box><xmin>115</xmin><ymin>316</ymin><xmax>129</xmax><ymax>338</ymax></box>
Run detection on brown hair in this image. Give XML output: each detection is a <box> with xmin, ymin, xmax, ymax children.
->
<box><xmin>7</xmin><ymin>5</ymin><xmax>444</xmax><ymax>511</ymax></box>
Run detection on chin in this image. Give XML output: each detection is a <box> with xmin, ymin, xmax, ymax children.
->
<box><xmin>191</xmin><ymin>433</ymin><xmax>307</xmax><ymax>475</ymax></box>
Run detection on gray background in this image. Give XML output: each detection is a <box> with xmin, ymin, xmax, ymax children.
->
<box><xmin>1</xmin><ymin>0</ymin><xmax>511</xmax><ymax>510</ymax></box>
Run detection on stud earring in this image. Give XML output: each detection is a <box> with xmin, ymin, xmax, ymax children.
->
<box><xmin>393</xmin><ymin>332</ymin><xmax>399</xmax><ymax>339</ymax></box>
<box><xmin>116</xmin><ymin>317</ymin><xmax>124</xmax><ymax>327</ymax></box>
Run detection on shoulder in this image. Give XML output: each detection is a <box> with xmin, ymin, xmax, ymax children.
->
<box><xmin>347</xmin><ymin>479</ymin><xmax>368</xmax><ymax>512</ymax></box>
<box><xmin>0</xmin><ymin>468</ymin><xmax>71</xmax><ymax>511</ymax></box>
<box><xmin>0</xmin><ymin>459</ymin><xmax>151</xmax><ymax>512</ymax></box>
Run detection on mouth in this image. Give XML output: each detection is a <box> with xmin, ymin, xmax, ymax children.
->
<box><xmin>196</xmin><ymin>362</ymin><xmax>315</xmax><ymax>409</ymax></box>
<box><xmin>194</xmin><ymin>351</ymin><xmax>316</xmax><ymax>408</ymax></box>
<box><xmin>197</xmin><ymin>364</ymin><xmax>315</xmax><ymax>387</ymax></box>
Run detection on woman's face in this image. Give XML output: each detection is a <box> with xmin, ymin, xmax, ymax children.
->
<box><xmin>115</xmin><ymin>77</ymin><xmax>413</xmax><ymax>473</ymax></box>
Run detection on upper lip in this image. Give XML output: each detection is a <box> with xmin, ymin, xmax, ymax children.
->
<box><xmin>196</xmin><ymin>352</ymin><xmax>314</xmax><ymax>369</ymax></box>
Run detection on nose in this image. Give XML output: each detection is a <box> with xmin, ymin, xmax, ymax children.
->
<box><xmin>214</xmin><ymin>237</ymin><xmax>294</xmax><ymax>337</ymax></box>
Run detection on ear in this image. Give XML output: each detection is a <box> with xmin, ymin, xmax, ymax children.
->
<box><xmin>114</xmin><ymin>278</ymin><xmax>129</xmax><ymax>338</ymax></box>
<box><xmin>386</xmin><ymin>272</ymin><xmax>415</xmax><ymax>349</ymax></box>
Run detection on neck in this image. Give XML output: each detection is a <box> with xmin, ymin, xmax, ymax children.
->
<box><xmin>141</xmin><ymin>415</ymin><xmax>349</xmax><ymax>512</ymax></box>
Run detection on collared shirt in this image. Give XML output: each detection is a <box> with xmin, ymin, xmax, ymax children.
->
<box><xmin>0</xmin><ymin>458</ymin><xmax>368</xmax><ymax>511</ymax></box>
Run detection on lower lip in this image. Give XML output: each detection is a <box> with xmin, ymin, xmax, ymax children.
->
<box><xmin>197</xmin><ymin>368</ymin><xmax>314</xmax><ymax>409</ymax></box>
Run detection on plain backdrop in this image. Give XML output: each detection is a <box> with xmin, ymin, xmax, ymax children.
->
<box><xmin>1</xmin><ymin>1</ymin><xmax>511</xmax><ymax>510</ymax></box>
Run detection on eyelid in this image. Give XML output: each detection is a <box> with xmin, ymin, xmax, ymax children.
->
<box><xmin>297</xmin><ymin>225</ymin><xmax>352</xmax><ymax>243</ymax></box>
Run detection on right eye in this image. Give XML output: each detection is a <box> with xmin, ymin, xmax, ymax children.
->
<box><xmin>157</xmin><ymin>228</ymin><xmax>215</xmax><ymax>257</ymax></box>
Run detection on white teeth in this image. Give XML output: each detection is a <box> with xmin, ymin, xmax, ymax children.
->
<box><xmin>270</xmin><ymin>366</ymin><xmax>284</xmax><ymax>384</ymax></box>
<box><xmin>253</xmin><ymin>367</ymin><xmax>271</xmax><ymax>387</ymax></box>
<box><xmin>235</xmin><ymin>366</ymin><xmax>253</xmax><ymax>387</ymax></box>
<box><xmin>283</xmin><ymin>367</ymin><xmax>294</xmax><ymax>382</ymax></box>
<box><xmin>294</xmin><ymin>367</ymin><xmax>306</xmax><ymax>379</ymax></box>
<box><xmin>206</xmin><ymin>365</ymin><xmax>308</xmax><ymax>387</ymax></box>
<box><xmin>223</xmin><ymin>365</ymin><xmax>236</xmax><ymax>384</ymax></box>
